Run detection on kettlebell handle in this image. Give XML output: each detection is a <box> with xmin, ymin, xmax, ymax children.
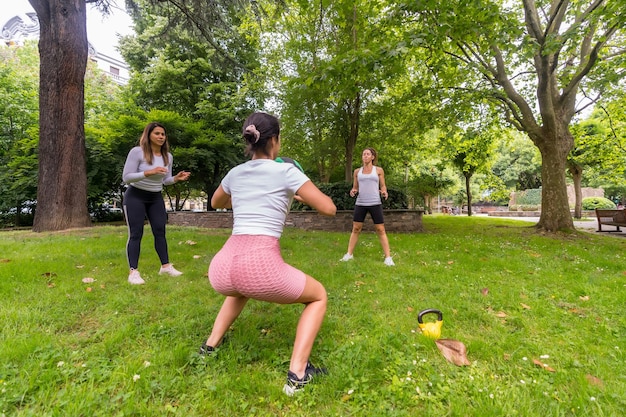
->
<box><xmin>418</xmin><ymin>308</ymin><xmax>443</xmax><ymax>323</ymax></box>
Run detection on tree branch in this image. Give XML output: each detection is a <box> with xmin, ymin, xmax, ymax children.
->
<box><xmin>542</xmin><ymin>0</ymin><xmax>567</xmax><ymax>40</ymax></box>
<box><xmin>523</xmin><ymin>0</ymin><xmax>544</xmax><ymax>43</ymax></box>
<box><xmin>562</xmin><ymin>23</ymin><xmax>619</xmax><ymax>100</ymax></box>
<box><xmin>490</xmin><ymin>44</ymin><xmax>540</xmax><ymax>135</ymax></box>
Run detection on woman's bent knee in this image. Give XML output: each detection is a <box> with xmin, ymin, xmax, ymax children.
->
<box><xmin>297</xmin><ymin>276</ymin><xmax>327</xmax><ymax>304</ymax></box>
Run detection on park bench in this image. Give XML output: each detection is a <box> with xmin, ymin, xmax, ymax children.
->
<box><xmin>594</xmin><ymin>208</ymin><xmax>626</xmax><ymax>232</ymax></box>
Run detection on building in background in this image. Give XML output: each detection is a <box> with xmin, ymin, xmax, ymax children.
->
<box><xmin>1</xmin><ymin>6</ymin><xmax>131</xmax><ymax>85</ymax></box>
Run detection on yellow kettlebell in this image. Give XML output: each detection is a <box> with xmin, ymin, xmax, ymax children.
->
<box><xmin>418</xmin><ymin>308</ymin><xmax>443</xmax><ymax>340</ymax></box>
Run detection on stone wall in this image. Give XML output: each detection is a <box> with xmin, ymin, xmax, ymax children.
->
<box><xmin>168</xmin><ymin>209</ymin><xmax>424</xmax><ymax>233</ymax></box>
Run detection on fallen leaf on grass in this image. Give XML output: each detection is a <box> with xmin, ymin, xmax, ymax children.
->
<box><xmin>41</xmin><ymin>272</ymin><xmax>57</xmax><ymax>278</ymax></box>
<box><xmin>86</xmin><ymin>287</ymin><xmax>92</xmax><ymax>292</ymax></box>
<box><xmin>447</xmin><ymin>260</ymin><xmax>454</xmax><ymax>265</ymax></box>
<box><xmin>585</xmin><ymin>374</ymin><xmax>604</xmax><ymax>387</ymax></box>
<box><xmin>185</xmin><ymin>240</ymin><xmax>197</xmax><ymax>245</ymax></box>
<box><xmin>495</xmin><ymin>311</ymin><xmax>507</xmax><ymax>318</ymax></box>
<box><xmin>82</xmin><ymin>277</ymin><xmax>96</xmax><ymax>283</ymax></box>
<box><xmin>193</xmin><ymin>255</ymin><xmax>202</xmax><ymax>259</ymax></box>
<box><xmin>532</xmin><ymin>358</ymin><xmax>556</xmax><ymax>372</ymax></box>
<box><xmin>435</xmin><ymin>339</ymin><xmax>470</xmax><ymax>366</ymax></box>
<box><xmin>481</xmin><ymin>288</ymin><xmax>489</xmax><ymax>296</ymax></box>
<box><xmin>521</xmin><ymin>303</ymin><xmax>531</xmax><ymax>310</ymax></box>
<box><xmin>579</xmin><ymin>295</ymin><xmax>589</xmax><ymax>301</ymax></box>
<box><xmin>354</xmin><ymin>281</ymin><xmax>366</xmax><ymax>287</ymax></box>
<box><xmin>0</xmin><ymin>259</ymin><xmax>11</xmax><ymax>263</ymax></box>
<box><xmin>407</xmin><ymin>306</ymin><xmax>414</xmax><ymax>312</ymax></box>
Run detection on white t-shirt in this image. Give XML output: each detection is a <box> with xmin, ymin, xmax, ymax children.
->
<box><xmin>221</xmin><ymin>159</ymin><xmax>309</xmax><ymax>238</ymax></box>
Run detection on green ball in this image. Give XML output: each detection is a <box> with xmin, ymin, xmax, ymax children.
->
<box><xmin>275</xmin><ymin>156</ymin><xmax>304</xmax><ymax>173</ymax></box>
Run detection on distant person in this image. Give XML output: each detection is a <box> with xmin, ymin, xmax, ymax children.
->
<box><xmin>199</xmin><ymin>112</ymin><xmax>337</xmax><ymax>396</ymax></box>
<box><xmin>618</xmin><ymin>202</ymin><xmax>624</xmax><ymax>210</ymax></box>
<box><xmin>122</xmin><ymin>122</ymin><xmax>191</xmax><ymax>285</ymax></box>
<box><xmin>340</xmin><ymin>147</ymin><xmax>394</xmax><ymax>266</ymax></box>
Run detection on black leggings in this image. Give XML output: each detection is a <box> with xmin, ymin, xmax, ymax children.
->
<box><xmin>124</xmin><ymin>186</ymin><xmax>169</xmax><ymax>270</ymax></box>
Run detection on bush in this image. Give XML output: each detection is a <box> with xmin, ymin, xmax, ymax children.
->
<box><xmin>582</xmin><ymin>197</ymin><xmax>616</xmax><ymax>210</ymax></box>
<box><xmin>520</xmin><ymin>204</ymin><xmax>540</xmax><ymax>211</ymax></box>
<box><xmin>515</xmin><ymin>188</ymin><xmax>542</xmax><ymax>205</ymax></box>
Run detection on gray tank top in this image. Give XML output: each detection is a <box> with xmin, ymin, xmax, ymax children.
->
<box><xmin>355</xmin><ymin>166</ymin><xmax>381</xmax><ymax>206</ymax></box>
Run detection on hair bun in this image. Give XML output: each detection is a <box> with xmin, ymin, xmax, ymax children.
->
<box><xmin>244</xmin><ymin>124</ymin><xmax>261</xmax><ymax>143</ymax></box>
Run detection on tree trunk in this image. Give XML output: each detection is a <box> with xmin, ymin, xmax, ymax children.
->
<box><xmin>344</xmin><ymin>93</ymin><xmax>361</xmax><ymax>181</ymax></box>
<box><xmin>30</xmin><ymin>0</ymin><xmax>91</xmax><ymax>231</ymax></box>
<box><xmin>535</xmin><ymin>132</ymin><xmax>575</xmax><ymax>231</ymax></box>
<box><xmin>568</xmin><ymin>162</ymin><xmax>583</xmax><ymax>219</ymax></box>
<box><xmin>465</xmin><ymin>174</ymin><xmax>472</xmax><ymax>216</ymax></box>
<box><xmin>423</xmin><ymin>194</ymin><xmax>432</xmax><ymax>214</ymax></box>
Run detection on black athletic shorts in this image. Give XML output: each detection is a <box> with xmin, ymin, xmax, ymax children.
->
<box><xmin>353</xmin><ymin>204</ymin><xmax>384</xmax><ymax>224</ymax></box>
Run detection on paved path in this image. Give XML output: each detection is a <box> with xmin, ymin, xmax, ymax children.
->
<box><xmin>484</xmin><ymin>214</ymin><xmax>626</xmax><ymax>237</ymax></box>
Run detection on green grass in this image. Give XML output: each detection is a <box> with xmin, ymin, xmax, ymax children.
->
<box><xmin>1</xmin><ymin>216</ymin><xmax>625</xmax><ymax>416</ymax></box>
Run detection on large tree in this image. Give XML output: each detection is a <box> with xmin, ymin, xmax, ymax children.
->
<box><xmin>401</xmin><ymin>0</ymin><xmax>626</xmax><ymax>231</ymax></box>
<box><xmin>28</xmin><ymin>0</ymin><xmax>258</xmax><ymax>231</ymax></box>
<box><xmin>29</xmin><ymin>0</ymin><xmax>93</xmax><ymax>231</ymax></box>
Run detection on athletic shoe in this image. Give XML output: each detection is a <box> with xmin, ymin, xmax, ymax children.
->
<box><xmin>128</xmin><ymin>269</ymin><xmax>145</xmax><ymax>285</ymax></box>
<box><xmin>340</xmin><ymin>253</ymin><xmax>353</xmax><ymax>262</ymax></box>
<box><xmin>159</xmin><ymin>264</ymin><xmax>183</xmax><ymax>276</ymax></box>
<box><xmin>198</xmin><ymin>344</ymin><xmax>215</xmax><ymax>355</ymax></box>
<box><xmin>384</xmin><ymin>257</ymin><xmax>395</xmax><ymax>266</ymax></box>
<box><xmin>282</xmin><ymin>361</ymin><xmax>328</xmax><ymax>396</ymax></box>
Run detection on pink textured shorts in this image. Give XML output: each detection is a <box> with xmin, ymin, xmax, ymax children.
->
<box><xmin>208</xmin><ymin>235</ymin><xmax>307</xmax><ymax>303</ymax></box>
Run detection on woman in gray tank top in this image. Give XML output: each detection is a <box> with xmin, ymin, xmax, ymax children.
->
<box><xmin>340</xmin><ymin>147</ymin><xmax>394</xmax><ymax>266</ymax></box>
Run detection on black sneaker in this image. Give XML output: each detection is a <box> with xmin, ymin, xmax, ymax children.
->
<box><xmin>282</xmin><ymin>361</ymin><xmax>327</xmax><ymax>396</ymax></box>
<box><xmin>198</xmin><ymin>344</ymin><xmax>215</xmax><ymax>355</ymax></box>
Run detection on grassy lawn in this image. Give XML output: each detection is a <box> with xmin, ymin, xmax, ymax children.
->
<box><xmin>1</xmin><ymin>215</ymin><xmax>625</xmax><ymax>416</ymax></box>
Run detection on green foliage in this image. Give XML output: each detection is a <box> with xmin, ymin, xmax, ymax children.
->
<box><xmin>519</xmin><ymin>204</ymin><xmax>540</xmax><ymax>211</ymax></box>
<box><xmin>0</xmin><ymin>42</ymin><xmax>39</xmax><ymax>221</ymax></box>
<box><xmin>515</xmin><ymin>188</ymin><xmax>542</xmax><ymax>206</ymax></box>
<box><xmin>263</xmin><ymin>0</ymin><xmax>414</xmax><ymax>182</ymax></box>
<box><xmin>491</xmin><ymin>131</ymin><xmax>542</xmax><ymax>191</ymax></box>
<box><xmin>1</xmin><ymin>219</ymin><xmax>626</xmax><ymax>415</ymax></box>
<box><xmin>408</xmin><ymin>165</ymin><xmax>457</xmax><ymax>209</ymax></box>
<box><xmin>119</xmin><ymin>0</ymin><xmax>258</xmax><ymax>125</ymax></box>
<box><xmin>582</xmin><ymin>197</ymin><xmax>616</xmax><ymax>210</ymax></box>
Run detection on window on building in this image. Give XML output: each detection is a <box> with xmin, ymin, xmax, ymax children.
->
<box><xmin>109</xmin><ymin>66</ymin><xmax>120</xmax><ymax>75</ymax></box>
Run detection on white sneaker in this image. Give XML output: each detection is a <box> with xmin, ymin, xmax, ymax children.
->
<box><xmin>340</xmin><ymin>253</ymin><xmax>353</xmax><ymax>262</ymax></box>
<box><xmin>128</xmin><ymin>269</ymin><xmax>145</xmax><ymax>285</ymax></box>
<box><xmin>159</xmin><ymin>264</ymin><xmax>183</xmax><ymax>276</ymax></box>
<box><xmin>384</xmin><ymin>257</ymin><xmax>395</xmax><ymax>266</ymax></box>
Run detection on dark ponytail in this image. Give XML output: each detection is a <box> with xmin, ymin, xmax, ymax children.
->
<box><xmin>242</xmin><ymin>112</ymin><xmax>280</xmax><ymax>156</ymax></box>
